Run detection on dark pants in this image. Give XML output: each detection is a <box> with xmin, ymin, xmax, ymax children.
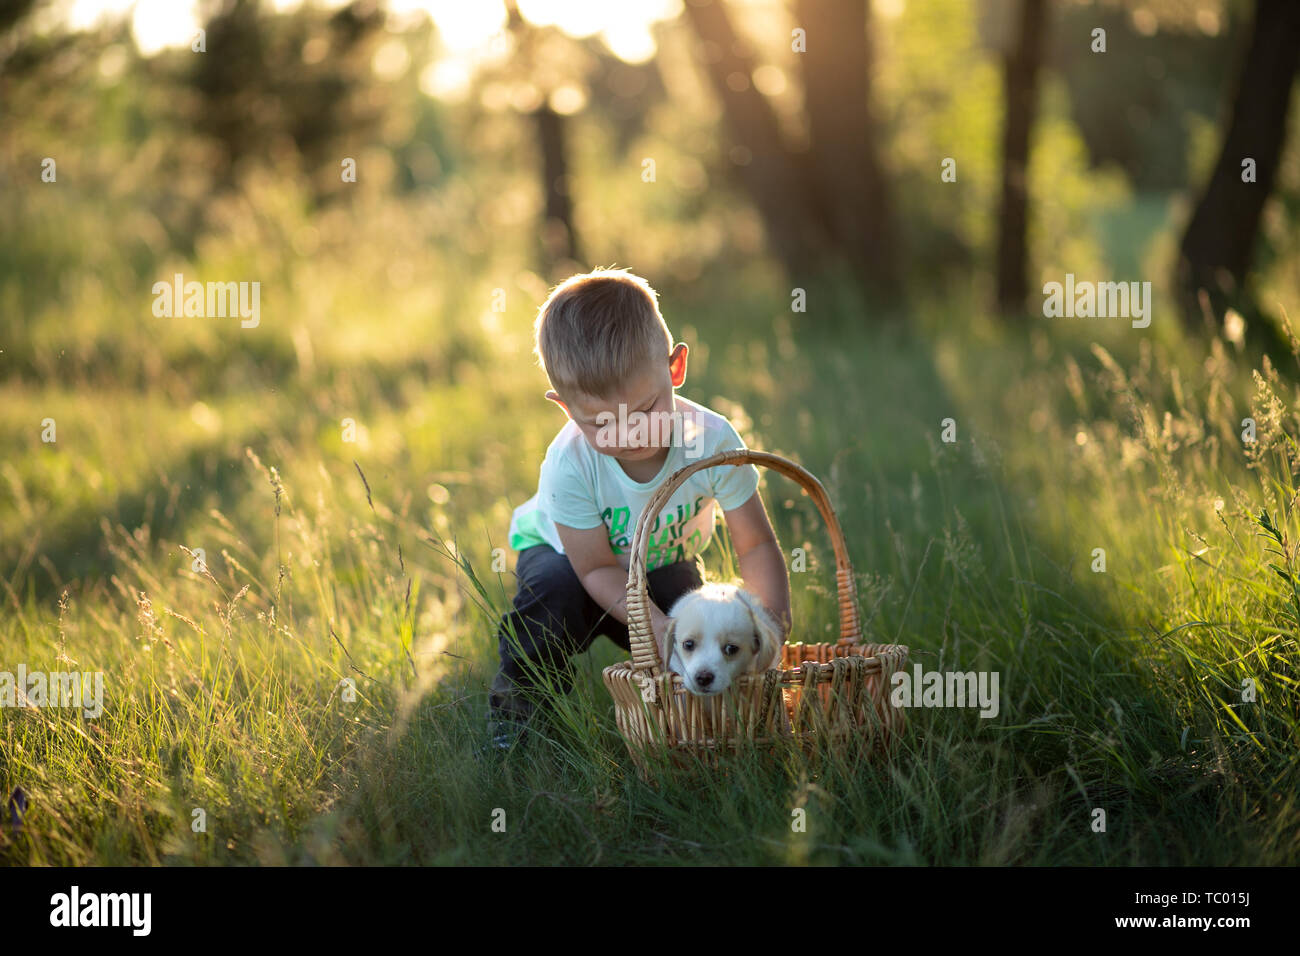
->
<box><xmin>488</xmin><ymin>544</ymin><xmax>704</xmax><ymax>723</ymax></box>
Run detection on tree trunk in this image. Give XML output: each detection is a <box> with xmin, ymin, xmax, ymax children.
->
<box><xmin>682</xmin><ymin>0</ymin><xmax>836</xmax><ymax>280</ymax></box>
<box><xmin>504</xmin><ymin>0</ymin><xmax>583</xmax><ymax>274</ymax></box>
<box><xmin>995</xmin><ymin>0</ymin><xmax>1047</xmax><ymax>315</ymax></box>
<box><xmin>1177</xmin><ymin>0</ymin><xmax>1300</xmax><ymax>342</ymax></box>
<box><xmin>534</xmin><ymin>102</ymin><xmax>582</xmax><ymax>268</ymax></box>
<box><xmin>795</xmin><ymin>0</ymin><xmax>900</xmax><ymax>301</ymax></box>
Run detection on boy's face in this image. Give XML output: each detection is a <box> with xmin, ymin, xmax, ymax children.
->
<box><xmin>547</xmin><ymin>343</ymin><xmax>688</xmax><ymax>462</ymax></box>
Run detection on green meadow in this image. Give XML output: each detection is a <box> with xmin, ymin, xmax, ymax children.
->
<box><xmin>4</xmin><ymin>216</ymin><xmax>1298</xmax><ymax>862</ymax></box>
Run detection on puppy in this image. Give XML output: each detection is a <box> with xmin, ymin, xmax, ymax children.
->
<box><xmin>664</xmin><ymin>583</ymin><xmax>783</xmax><ymax>697</ymax></box>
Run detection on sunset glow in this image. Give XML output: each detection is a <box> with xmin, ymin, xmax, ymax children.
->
<box><xmin>55</xmin><ymin>0</ymin><xmax>685</xmax><ymax>67</ymax></box>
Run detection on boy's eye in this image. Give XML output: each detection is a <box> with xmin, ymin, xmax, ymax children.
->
<box><xmin>724</xmin><ymin>644</ymin><xmax>739</xmax><ymax>656</ymax></box>
<box><xmin>682</xmin><ymin>640</ymin><xmax>694</xmax><ymax>652</ymax></box>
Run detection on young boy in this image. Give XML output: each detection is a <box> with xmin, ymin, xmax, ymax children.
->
<box><xmin>487</xmin><ymin>267</ymin><xmax>792</xmax><ymax>747</ymax></box>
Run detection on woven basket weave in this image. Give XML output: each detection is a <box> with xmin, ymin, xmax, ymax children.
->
<box><xmin>602</xmin><ymin>449</ymin><xmax>908</xmax><ymax>778</ymax></box>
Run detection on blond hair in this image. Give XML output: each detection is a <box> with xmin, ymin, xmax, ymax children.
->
<box><xmin>534</xmin><ymin>267</ymin><xmax>673</xmax><ymax>399</ymax></box>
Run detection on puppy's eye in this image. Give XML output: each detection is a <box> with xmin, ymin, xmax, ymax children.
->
<box><xmin>682</xmin><ymin>640</ymin><xmax>695</xmax><ymax>652</ymax></box>
<box><xmin>724</xmin><ymin>644</ymin><xmax>739</xmax><ymax>656</ymax></box>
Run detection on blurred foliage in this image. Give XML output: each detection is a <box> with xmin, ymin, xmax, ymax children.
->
<box><xmin>1047</xmin><ymin>1</ymin><xmax>1240</xmax><ymax>190</ymax></box>
<box><xmin>2</xmin><ymin>0</ymin><xmax>1295</xmax><ymax>318</ymax></box>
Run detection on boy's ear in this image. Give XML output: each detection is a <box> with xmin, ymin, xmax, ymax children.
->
<box><xmin>545</xmin><ymin>390</ymin><xmax>570</xmax><ymax>417</ymax></box>
<box><xmin>668</xmin><ymin>343</ymin><xmax>688</xmax><ymax>388</ymax></box>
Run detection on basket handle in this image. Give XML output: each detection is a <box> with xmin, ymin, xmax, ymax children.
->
<box><xmin>625</xmin><ymin>448</ymin><xmax>862</xmax><ymax>677</ymax></box>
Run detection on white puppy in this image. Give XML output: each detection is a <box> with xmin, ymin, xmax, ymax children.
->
<box><xmin>664</xmin><ymin>583</ymin><xmax>783</xmax><ymax>696</ymax></box>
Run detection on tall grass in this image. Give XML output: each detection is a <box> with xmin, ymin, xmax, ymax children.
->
<box><xmin>3</xmin><ymin>265</ymin><xmax>1298</xmax><ymax>862</ymax></box>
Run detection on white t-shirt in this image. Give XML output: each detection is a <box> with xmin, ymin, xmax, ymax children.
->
<box><xmin>507</xmin><ymin>395</ymin><xmax>760</xmax><ymax>572</ymax></box>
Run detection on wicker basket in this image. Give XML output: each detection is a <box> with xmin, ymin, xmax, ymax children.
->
<box><xmin>602</xmin><ymin>448</ymin><xmax>908</xmax><ymax>778</ymax></box>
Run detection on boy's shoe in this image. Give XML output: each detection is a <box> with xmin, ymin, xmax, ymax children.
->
<box><xmin>474</xmin><ymin>715</ymin><xmax>532</xmax><ymax>760</ymax></box>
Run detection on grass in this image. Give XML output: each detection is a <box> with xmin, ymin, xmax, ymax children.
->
<box><xmin>3</xmin><ymin>234</ymin><xmax>1298</xmax><ymax>863</ymax></box>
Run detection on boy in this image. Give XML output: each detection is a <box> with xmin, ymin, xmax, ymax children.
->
<box><xmin>487</xmin><ymin>267</ymin><xmax>792</xmax><ymax>748</ymax></box>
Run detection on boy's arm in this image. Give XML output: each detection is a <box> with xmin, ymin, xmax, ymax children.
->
<box><xmin>722</xmin><ymin>491</ymin><xmax>792</xmax><ymax>640</ymax></box>
<box><xmin>554</xmin><ymin>522</ymin><xmax>676</xmax><ymax>666</ymax></box>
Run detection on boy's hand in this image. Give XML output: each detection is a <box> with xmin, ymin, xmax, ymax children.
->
<box><xmin>722</xmin><ymin>491</ymin><xmax>793</xmax><ymax>641</ymax></box>
<box><xmin>555</xmin><ymin>521</ymin><xmax>675</xmax><ymax>666</ymax></box>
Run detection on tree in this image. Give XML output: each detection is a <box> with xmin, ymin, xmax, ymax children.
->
<box><xmin>504</xmin><ymin>0</ymin><xmax>582</xmax><ymax>273</ymax></box>
<box><xmin>188</xmin><ymin>0</ymin><xmax>387</xmax><ymax>198</ymax></box>
<box><xmin>795</xmin><ymin>0</ymin><xmax>899</xmax><ymax>300</ymax></box>
<box><xmin>1176</xmin><ymin>0</ymin><xmax>1300</xmax><ymax>352</ymax></box>
<box><xmin>681</xmin><ymin>0</ymin><xmax>834</xmax><ymax>280</ymax></box>
<box><xmin>994</xmin><ymin>0</ymin><xmax>1048</xmax><ymax>315</ymax></box>
<box><xmin>682</xmin><ymin>0</ymin><xmax>900</xmax><ymax>305</ymax></box>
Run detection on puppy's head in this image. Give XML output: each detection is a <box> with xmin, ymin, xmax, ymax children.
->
<box><xmin>666</xmin><ymin>584</ymin><xmax>782</xmax><ymax>696</ymax></box>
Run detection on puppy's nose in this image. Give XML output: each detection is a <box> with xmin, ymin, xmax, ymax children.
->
<box><xmin>696</xmin><ymin>671</ymin><xmax>714</xmax><ymax>688</ymax></box>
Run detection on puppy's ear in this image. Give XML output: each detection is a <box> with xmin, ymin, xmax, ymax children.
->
<box><xmin>658</xmin><ymin>617</ymin><xmax>677</xmax><ymax>669</ymax></box>
<box><xmin>736</xmin><ymin>590</ymin><xmax>781</xmax><ymax>670</ymax></box>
